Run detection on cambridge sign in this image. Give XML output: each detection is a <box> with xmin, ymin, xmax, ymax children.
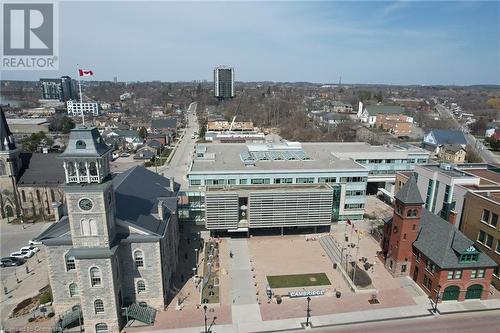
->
<box><xmin>288</xmin><ymin>290</ymin><xmax>325</xmax><ymax>298</ymax></box>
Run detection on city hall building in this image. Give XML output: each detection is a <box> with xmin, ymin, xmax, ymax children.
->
<box><xmin>34</xmin><ymin>127</ymin><xmax>179</xmax><ymax>332</ymax></box>
<box><xmin>180</xmin><ymin>141</ymin><xmax>428</xmax><ymax>233</ymax></box>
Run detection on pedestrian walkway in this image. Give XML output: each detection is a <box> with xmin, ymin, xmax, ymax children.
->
<box><xmin>228</xmin><ymin>239</ymin><xmax>262</xmax><ymax>325</ymax></box>
<box><xmin>135</xmin><ymin>298</ymin><xmax>500</xmax><ymax>333</ymax></box>
<box><xmin>319</xmin><ymin>235</ymin><xmax>343</xmax><ymax>264</ymax></box>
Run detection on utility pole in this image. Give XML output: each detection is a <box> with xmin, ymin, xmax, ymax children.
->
<box><xmin>203</xmin><ymin>305</ymin><xmax>208</xmax><ymax>333</ymax></box>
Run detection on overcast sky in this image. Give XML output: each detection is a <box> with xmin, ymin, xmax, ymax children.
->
<box><xmin>3</xmin><ymin>1</ymin><xmax>500</xmax><ymax>85</ymax></box>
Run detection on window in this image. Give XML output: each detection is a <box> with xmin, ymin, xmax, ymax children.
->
<box><xmin>134</xmin><ymin>250</ymin><xmax>144</xmax><ymax>268</ymax></box>
<box><xmin>491</xmin><ymin>213</ymin><xmax>498</xmax><ymax>228</ymax></box>
<box><xmin>425</xmin><ymin>260</ymin><xmax>436</xmax><ymax>274</ymax></box>
<box><xmin>36</xmin><ymin>190</ymin><xmax>41</xmax><ymax>202</ymax></box>
<box><xmin>423</xmin><ymin>275</ymin><xmax>432</xmax><ymax>290</ymax></box>
<box><xmin>76</xmin><ymin>140</ymin><xmax>86</xmax><ymax>149</ymax></box>
<box><xmin>401</xmin><ymin>264</ymin><xmax>407</xmax><ymax>272</ymax></box>
<box><xmin>81</xmin><ymin>219</ymin><xmax>98</xmax><ymax>236</ymax></box>
<box><xmin>189</xmin><ymin>179</ymin><xmax>201</xmax><ymax>186</ymax></box>
<box><xmin>69</xmin><ymin>283</ymin><xmax>79</xmax><ymax>297</ymax></box>
<box><xmin>251</xmin><ymin>178</ymin><xmax>270</xmax><ymax>185</ymax></box>
<box><xmin>477</xmin><ymin>269</ymin><xmax>485</xmax><ymax>278</ymax></box>
<box><xmin>66</xmin><ymin>255</ymin><xmax>76</xmax><ymax>271</ymax></box>
<box><xmin>415</xmin><ymin>251</ymin><xmax>421</xmax><ymax>262</ymax></box>
<box><xmin>239</xmin><ymin>179</ymin><xmax>247</xmax><ymax>185</ymax></box>
<box><xmin>90</xmin><ymin>267</ymin><xmax>102</xmax><ymax>287</ymax></box>
<box><xmin>471</xmin><ymin>269</ymin><xmax>477</xmax><ymax>279</ymax></box>
<box><xmin>460</xmin><ymin>254</ymin><xmax>479</xmax><ymax>263</ymax></box>
<box><xmin>481</xmin><ymin>209</ymin><xmax>490</xmax><ymax>223</ymax></box>
<box><xmin>50</xmin><ymin>189</ymin><xmax>55</xmax><ymax>202</ymax></box>
<box><xmin>344</xmin><ymin>203</ymin><xmax>365</xmax><ymax>210</ymax></box>
<box><xmin>274</xmin><ymin>178</ymin><xmax>293</xmax><ymax>184</ymax></box>
<box><xmin>444</xmin><ymin>185</ymin><xmax>451</xmax><ymax>203</ymax></box>
<box><xmin>227</xmin><ymin>179</ymin><xmax>236</xmax><ymax>185</ymax></box>
<box><xmin>94</xmin><ymin>299</ymin><xmax>104</xmax><ymax>313</ymax></box>
<box><xmin>496</xmin><ymin>240</ymin><xmax>500</xmax><ymax>254</ymax></box>
<box><xmin>478</xmin><ymin>231</ymin><xmax>495</xmax><ymax>248</ymax></box>
<box><xmin>137</xmin><ymin>280</ymin><xmax>146</xmax><ymax>293</ymax></box>
<box><xmin>296</xmin><ymin>177</ymin><xmax>314</xmax><ymax>184</ymax></box>
<box><xmin>318</xmin><ymin>177</ymin><xmax>336</xmax><ymax>183</ymax></box>
<box><xmin>21</xmin><ymin>190</ymin><xmax>26</xmax><ymax>202</ymax></box>
<box><xmin>412</xmin><ymin>224</ymin><xmax>417</xmax><ymax>231</ymax></box>
<box><xmin>95</xmin><ymin>323</ymin><xmax>108</xmax><ymax>333</ymax></box>
<box><xmin>403</xmin><ymin>233</ymin><xmax>407</xmax><ymax>240</ymax></box>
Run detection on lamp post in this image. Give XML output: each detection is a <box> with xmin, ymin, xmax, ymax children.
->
<box><xmin>203</xmin><ymin>305</ymin><xmax>208</xmax><ymax>333</ymax></box>
<box><xmin>433</xmin><ymin>285</ymin><xmax>442</xmax><ymax>313</ymax></box>
<box><xmin>305</xmin><ymin>296</ymin><xmax>311</xmax><ymax>327</ymax></box>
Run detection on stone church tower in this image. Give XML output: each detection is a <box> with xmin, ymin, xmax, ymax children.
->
<box><xmin>59</xmin><ymin>127</ymin><xmax>122</xmax><ymax>332</ymax></box>
<box><xmin>0</xmin><ymin>107</ymin><xmax>21</xmax><ymax>219</ymax></box>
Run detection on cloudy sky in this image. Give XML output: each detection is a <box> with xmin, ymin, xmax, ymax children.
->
<box><xmin>3</xmin><ymin>1</ymin><xmax>500</xmax><ymax>84</ymax></box>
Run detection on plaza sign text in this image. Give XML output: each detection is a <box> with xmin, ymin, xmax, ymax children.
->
<box><xmin>288</xmin><ymin>290</ymin><xmax>325</xmax><ymax>298</ymax></box>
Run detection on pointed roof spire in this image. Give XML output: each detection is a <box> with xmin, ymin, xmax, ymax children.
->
<box><xmin>394</xmin><ymin>173</ymin><xmax>424</xmax><ymax>205</ymax></box>
<box><xmin>0</xmin><ymin>107</ymin><xmax>16</xmax><ymax>151</ymax></box>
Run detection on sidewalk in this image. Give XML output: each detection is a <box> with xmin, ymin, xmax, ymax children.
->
<box><xmin>132</xmin><ymin>299</ymin><xmax>500</xmax><ymax>333</ymax></box>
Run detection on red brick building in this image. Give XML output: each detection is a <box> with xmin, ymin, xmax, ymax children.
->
<box><xmin>382</xmin><ymin>175</ymin><xmax>497</xmax><ymax>302</ymax></box>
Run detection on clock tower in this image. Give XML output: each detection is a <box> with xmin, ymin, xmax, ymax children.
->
<box><xmin>59</xmin><ymin>127</ymin><xmax>122</xmax><ymax>332</ymax></box>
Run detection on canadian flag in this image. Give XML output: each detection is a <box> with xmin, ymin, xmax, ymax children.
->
<box><xmin>78</xmin><ymin>69</ymin><xmax>94</xmax><ymax>76</ymax></box>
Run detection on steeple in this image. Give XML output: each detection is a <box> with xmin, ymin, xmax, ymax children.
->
<box><xmin>394</xmin><ymin>174</ymin><xmax>424</xmax><ymax>205</ymax></box>
<box><xmin>0</xmin><ymin>107</ymin><xmax>16</xmax><ymax>151</ymax></box>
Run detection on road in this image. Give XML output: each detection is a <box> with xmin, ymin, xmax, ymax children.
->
<box><xmin>156</xmin><ymin>102</ymin><xmax>199</xmax><ymax>188</ymax></box>
<box><xmin>312</xmin><ymin>310</ymin><xmax>500</xmax><ymax>333</ymax></box>
<box><xmin>435</xmin><ymin>104</ymin><xmax>499</xmax><ymax>164</ymax></box>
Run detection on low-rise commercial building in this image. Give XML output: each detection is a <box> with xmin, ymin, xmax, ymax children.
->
<box><xmin>461</xmin><ymin>191</ymin><xmax>500</xmax><ymax>289</ymax></box>
<box><xmin>67</xmin><ymin>101</ymin><xmax>100</xmax><ymax>117</ymax></box>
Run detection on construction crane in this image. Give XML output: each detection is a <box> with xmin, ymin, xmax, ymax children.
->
<box><xmin>229</xmin><ymin>91</ymin><xmax>246</xmax><ymax>131</ymax></box>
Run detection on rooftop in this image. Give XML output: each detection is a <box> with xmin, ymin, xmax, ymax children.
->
<box><xmin>17</xmin><ymin>153</ymin><xmax>65</xmax><ymax>186</ymax></box>
<box><xmin>206</xmin><ymin>183</ymin><xmax>333</xmax><ymax>192</ymax></box>
<box><xmin>365</xmin><ymin>105</ymin><xmax>405</xmax><ymax>115</ymax></box>
<box><xmin>328</xmin><ymin>142</ymin><xmax>429</xmax><ymax>160</ymax></box>
<box><xmin>6</xmin><ymin>118</ymin><xmax>48</xmax><ymax>125</ymax></box>
<box><xmin>189</xmin><ymin>142</ymin><xmax>367</xmax><ymax>173</ymax></box>
<box><xmin>462</xmin><ymin>168</ymin><xmax>500</xmax><ymax>185</ymax></box>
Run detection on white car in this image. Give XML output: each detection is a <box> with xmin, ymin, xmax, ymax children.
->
<box><xmin>11</xmin><ymin>249</ymin><xmax>34</xmax><ymax>259</ymax></box>
<box><xmin>21</xmin><ymin>246</ymin><xmax>40</xmax><ymax>254</ymax></box>
<box><xmin>28</xmin><ymin>239</ymin><xmax>42</xmax><ymax>245</ymax></box>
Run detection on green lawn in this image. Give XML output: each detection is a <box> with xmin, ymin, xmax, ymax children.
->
<box><xmin>267</xmin><ymin>273</ymin><xmax>331</xmax><ymax>288</ymax></box>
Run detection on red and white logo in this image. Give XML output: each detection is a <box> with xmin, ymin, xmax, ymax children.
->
<box><xmin>78</xmin><ymin>69</ymin><xmax>93</xmax><ymax>76</ymax></box>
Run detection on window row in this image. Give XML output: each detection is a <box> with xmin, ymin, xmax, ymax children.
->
<box><xmin>20</xmin><ymin>189</ymin><xmax>57</xmax><ymax>203</ymax></box>
<box><xmin>194</xmin><ymin>176</ymin><xmax>368</xmax><ymax>186</ymax></box>
<box><xmin>481</xmin><ymin>209</ymin><xmax>498</xmax><ymax>229</ymax></box>
<box><xmin>477</xmin><ymin>230</ymin><xmax>494</xmax><ymax>249</ymax></box>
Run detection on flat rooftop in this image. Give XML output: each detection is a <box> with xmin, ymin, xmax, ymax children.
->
<box><xmin>324</xmin><ymin>142</ymin><xmax>429</xmax><ymax>160</ymax></box>
<box><xmin>190</xmin><ymin>142</ymin><xmax>367</xmax><ymax>173</ymax></box>
<box><xmin>7</xmin><ymin>118</ymin><xmax>48</xmax><ymax>125</ymax></box>
<box><xmin>462</xmin><ymin>169</ymin><xmax>500</xmax><ymax>185</ymax></box>
<box><xmin>419</xmin><ymin>164</ymin><xmax>475</xmax><ymax>178</ymax></box>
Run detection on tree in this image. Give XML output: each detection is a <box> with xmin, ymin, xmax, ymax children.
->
<box><xmin>48</xmin><ymin>116</ymin><xmax>75</xmax><ymax>133</ymax></box>
<box><xmin>196</xmin><ymin>83</ymin><xmax>202</xmax><ymax>94</ymax></box>
<box><xmin>138</xmin><ymin>127</ymin><xmax>148</xmax><ymax>140</ymax></box>
<box><xmin>375</xmin><ymin>91</ymin><xmax>383</xmax><ymax>103</ymax></box>
<box><xmin>469</xmin><ymin>117</ymin><xmax>488</xmax><ymax>136</ymax></box>
<box><xmin>22</xmin><ymin>132</ymin><xmax>53</xmax><ymax>152</ymax></box>
<box><xmin>466</xmin><ymin>146</ymin><xmax>483</xmax><ymax>163</ymax></box>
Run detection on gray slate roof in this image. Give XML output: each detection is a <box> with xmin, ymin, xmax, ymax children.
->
<box><xmin>413</xmin><ymin>210</ymin><xmax>496</xmax><ymax>269</ymax></box>
<box><xmin>59</xmin><ymin>127</ymin><xmax>112</xmax><ymax>158</ymax></box>
<box><xmin>113</xmin><ymin>166</ymin><xmax>177</xmax><ymax>236</ymax></box>
<box><xmin>394</xmin><ymin>174</ymin><xmax>424</xmax><ymax>205</ymax></box>
<box><xmin>0</xmin><ymin>107</ymin><xmax>16</xmax><ymax>151</ymax></box>
<box><xmin>17</xmin><ymin>153</ymin><xmax>65</xmax><ymax>186</ymax></box>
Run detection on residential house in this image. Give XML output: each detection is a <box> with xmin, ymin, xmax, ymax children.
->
<box><xmin>422</xmin><ymin>129</ymin><xmax>467</xmax><ymax>154</ymax></box>
<box><xmin>438</xmin><ymin>145</ymin><xmax>467</xmax><ymax>163</ymax></box>
<box><xmin>356</xmin><ymin>102</ymin><xmax>409</xmax><ymax>125</ymax></box>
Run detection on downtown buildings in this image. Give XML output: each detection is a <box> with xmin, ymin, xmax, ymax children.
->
<box><xmin>213</xmin><ymin>65</ymin><xmax>235</xmax><ymax>99</ymax></box>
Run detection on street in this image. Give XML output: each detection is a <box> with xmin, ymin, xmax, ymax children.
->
<box><xmin>313</xmin><ymin>310</ymin><xmax>500</xmax><ymax>333</ymax></box>
<box><xmin>157</xmin><ymin>101</ymin><xmax>199</xmax><ymax>188</ymax></box>
<box><xmin>435</xmin><ymin>104</ymin><xmax>499</xmax><ymax>164</ymax></box>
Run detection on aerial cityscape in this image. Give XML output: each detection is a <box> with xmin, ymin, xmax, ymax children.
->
<box><xmin>1</xmin><ymin>1</ymin><xmax>499</xmax><ymax>333</ymax></box>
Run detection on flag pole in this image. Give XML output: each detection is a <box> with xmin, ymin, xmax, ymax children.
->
<box><xmin>77</xmin><ymin>64</ymin><xmax>84</xmax><ymax>126</ymax></box>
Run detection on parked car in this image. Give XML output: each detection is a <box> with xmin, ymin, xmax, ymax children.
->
<box><xmin>21</xmin><ymin>245</ymin><xmax>40</xmax><ymax>253</ymax></box>
<box><xmin>11</xmin><ymin>249</ymin><xmax>34</xmax><ymax>259</ymax></box>
<box><xmin>29</xmin><ymin>239</ymin><xmax>42</xmax><ymax>245</ymax></box>
<box><xmin>0</xmin><ymin>257</ymin><xmax>24</xmax><ymax>267</ymax></box>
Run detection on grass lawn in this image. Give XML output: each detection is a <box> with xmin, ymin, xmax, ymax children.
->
<box><xmin>267</xmin><ymin>273</ymin><xmax>331</xmax><ymax>288</ymax></box>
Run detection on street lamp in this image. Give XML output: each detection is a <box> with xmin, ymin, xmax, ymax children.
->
<box><xmin>203</xmin><ymin>305</ymin><xmax>208</xmax><ymax>333</ymax></box>
<box><xmin>433</xmin><ymin>285</ymin><xmax>442</xmax><ymax>313</ymax></box>
<box><xmin>305</xmin><ymin>296</ymin><xmax>311</xmax><ymax>327</ymax></box>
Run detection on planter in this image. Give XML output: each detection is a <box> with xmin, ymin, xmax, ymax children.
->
<box><xmin>336</xmin><ymin>291</ymin><xmax>341</xmax><ymax>298</ymax></box>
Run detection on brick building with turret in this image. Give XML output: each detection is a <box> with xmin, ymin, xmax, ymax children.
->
<box><xmin>382</xmin><ymin>175</ymin><xmax>497</xmax><ymax>302</ymax></box>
